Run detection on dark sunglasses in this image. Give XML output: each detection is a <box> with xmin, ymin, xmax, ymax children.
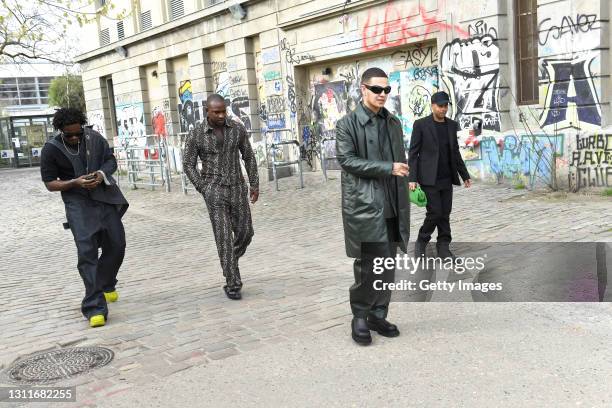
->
<box><xmin>363</xmin><ymin>84</ymin><xmax>392</xmax><ymax>95</ymax></box>
<box><xmin>62</xmin><ymin>128</ymin><xmax>84</xmax><ymax>138</ymax></box>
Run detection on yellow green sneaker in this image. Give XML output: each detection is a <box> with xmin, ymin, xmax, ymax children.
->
<box><xmin>89</xmin><ymin>315</ymin><xmax>106</xmax><ymax>328</ymax></box>
<box><xmin>104</xmin><ymin>291</ymin><xmax>119</xmax><ymax>303</ymax></box>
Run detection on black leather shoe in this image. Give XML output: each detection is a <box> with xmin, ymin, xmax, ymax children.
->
<box><xmin>351</xmin><ymin>317</ymin><xmax>372</xmax><ymax>345</ymax></box>
<box><xmin>436</xmin><ymin>243</ymin><xmax>456</xmax><ymax>260</ymax></box>
<box><xmin>414</xmin><ymin>240</ymin><xmax>428</xmax><ymax>258</ymax></box>
<box><xmin>367</xmin><ymin>317</ymin><xmax>400</xmax><ymax>337</ymax></box>
<box><xmin>223</xmin><ymin>286</ymin><xmax>242</xmax><ymax>300</ymax></box>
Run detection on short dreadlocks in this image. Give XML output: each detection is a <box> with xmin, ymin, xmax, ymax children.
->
<box><xmin>52</xmin><ymin>108</ymin><xmax>87</xmax><ymax>131</ymax></box>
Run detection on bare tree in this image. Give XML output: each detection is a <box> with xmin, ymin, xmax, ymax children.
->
<box><xmin>0</xmin><ymin>0</ymin><xmax>131</xmax><ymax>65</ymax></box>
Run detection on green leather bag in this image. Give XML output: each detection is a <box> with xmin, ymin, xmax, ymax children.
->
<box><xmin>409</xmin><ymin>186</ymin><xmax>428</xmax><ymax>207</ymax></box>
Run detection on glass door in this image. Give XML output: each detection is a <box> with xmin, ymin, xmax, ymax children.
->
<box><xmin>0</xmin><ymin>118</ymin><xmax>14</xmax><ymax>168</ymax></box>
<box><xmin>30</xmin><ymin>118</ymin><xmax>50</xmax><ymax>165</ymax></box>
<box><xmin>11</xmin><ymin>119</ymin><xmax>32</xmax><ymax>167</ymax></box>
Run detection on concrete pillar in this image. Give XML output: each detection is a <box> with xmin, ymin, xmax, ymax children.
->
<box><xmin>188</xmin><ymin>49</ymin><xmax>208</xmax><ymax>121</ymax></box>
<box><xmin>225</xmin><ymin>37</ymin><xmax>259</xmax><ymax>132</ymax></box>
<box><xmin>258</xmin><ymin>30</ymin><xmax>284</xmax><ymax>133</ymax></box>
<box><xmin>111</xmin><ymin>66</ymin><xmax>149</xmax><ymax>140</ymax></box>
<box><xmin>158</xmin><ymin>59</ymin><xmax>180</xmax><ymax>135</ymax></box>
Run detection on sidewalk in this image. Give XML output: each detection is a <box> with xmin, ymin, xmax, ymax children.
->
<box><xmin>0</xmin><ymin>168</ymin><xmax>610</xmax><ymax>407</ymax></box>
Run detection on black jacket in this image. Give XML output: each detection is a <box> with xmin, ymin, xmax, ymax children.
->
<box><xmin>408</xmin><ymin>114</ymin><xmax>470</xmax><ymax>186</ymax></box>
<box><xmin>335</xmin><ymin>103</ymin><xmax>410</xmax><ymax>258</ymax></box>
<box><xmin>43</xmin><ymin>128</ymin><xmax>129</xmax><ymax>218</ymax></box>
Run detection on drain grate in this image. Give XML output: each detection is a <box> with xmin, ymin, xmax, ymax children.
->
<box><xmin>5</xmin><ymin>347</ymin><xmax>114</xmax><ymax>385</ymax></box>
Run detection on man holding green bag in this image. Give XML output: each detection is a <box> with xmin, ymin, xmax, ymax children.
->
<box><xmin>408</xmin><ymin>91</ymin><xmax>472</xmax><ymax>259</ymax></box>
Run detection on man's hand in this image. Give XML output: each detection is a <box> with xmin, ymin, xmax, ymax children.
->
<box><xmin>464</xmin><ymin>179</ymin><xmax>472</xmax><ymax>188</ymax></box>
<box><xmin>75</xmin><ymin>174</ymin><xmax>100</xmax><ymax>190</ymax></box>
<box><xmin>392</xmin><ymin>163</ymin><xmax>409</xmax><ymax>177</ymax></box>
<box><xmin>250</xmin><ymin>188</ymin><xmax>259</xmax><ymax>204</ymax></box>
<box><xmin>409</xmin><ymin>182</ymin><xmax>418</xmax><ymax>191</ymax></box>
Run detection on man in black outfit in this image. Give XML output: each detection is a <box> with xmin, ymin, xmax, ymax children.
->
<box><xmin>336</xmin><ymin>68</ymin><xmax>411</xmax><ymax>345</ymax></box>
<box><xmin>40</xmin><ymin>108</ymin><xmax>128</xmax><ymax>328</ymax></box>
<box><xmin>408</xmin><ymin>91</ymin><xmax>472</xmax><ymax>259</ymax></box>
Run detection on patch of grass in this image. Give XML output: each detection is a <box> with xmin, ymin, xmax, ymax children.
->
<box><xmin>514</xmin><ymin>183</ymin><xmax>526</xmax><ymax>190</ymax></box>
<box><xmin>603</xmin><ymin>188</ymin><xmax>612</xmax><ymax>197</ymax></box>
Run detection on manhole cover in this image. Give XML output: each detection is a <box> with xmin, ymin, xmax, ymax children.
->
<box><xmin>5</xmin><ymin>347</ymin><xmax>114</xmax><ymax>385</ymax></box>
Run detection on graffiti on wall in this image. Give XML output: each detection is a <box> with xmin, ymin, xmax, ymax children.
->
<box><xmin>280</xmin><ymin>38</ymin><xmax>316</xmax><ymax>65</ymax></box>
<box><xmin>177</xmin><ymin>80</ymin><xmax>197</xmax><ymax>132</ymax></box>
<box><xmin>312</xmin><ymin>81</ymin><xmax>347</xmax><ymax>169</ymax></box>
<box><xmin>539</xmin><ymin>57</ymin><xmax>601</xmax><ymax>131</ymax></box>
<box><xmin>255</xmin><ymin>50</ymin><xmax>268</xmax><ymax>130</ymax></box>
<box><xmin>386</xmin><ymin>66</ymin><xmax>439</xmax><ymax>147</ymax></box>
<box><xmin>440</xmin><ymin>34</ymin><xmax>501</xmax><ymax>132</ymax></box>
<box><xmin>267</xmin><ymin>114</ymin><xmax>286</xmax><ymax>129</ymax></box>
<box><xmin>115</xmin><ymin>102</ymin><xmax>145</xmax><ymax>144</ymax></box>
<box><xmin>568</xmin><ymin>134</ymin><xmax>611</xmax><ymax>191</ymax></box>
<box><xmin>538</xmin><ymin>13</ymin><xmax>602</xmax><ymax>131</ymax></box>
<box><xmin>392</xmin><ymin>44</ymin><xmax>438</xmax><ymax>69</ymax></box>
<box><xmin>152</xmin><ymin>106</ymin><xmax>167</xmax><ymax>137</ymax></box>
<box><xmin>230</xmin><ymin>96</ymin><xmax>252</xmax><ymax>131</ymax></box>
<box><xmin>361</xmin><ymin>2</ymin><xmax>468</xmax><ymax>52</ymax></box>
<box><xmin>476</xmin><ymin>134</ymin><xmax>565</xmax><ymax>187</ymax></box>
<box><xmin>87</xmin><ymin>110</ymin><xmax>105</xmax><ymax>138</ymax></box>
<box><xmin>468</xmin><ymin>20</ymin><xmax>498</xmax><ymax>39</ymax></box>
<box><xmin>537</xmin><ymin>14</ymin><xmax>598</xmax><ymax>47</ymax></box>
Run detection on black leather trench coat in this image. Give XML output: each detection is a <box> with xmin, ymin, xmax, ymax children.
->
<box><xmin>335</xmin><ymin>103</ymin><xmax>410</xmax><ymax>258</ymax></box>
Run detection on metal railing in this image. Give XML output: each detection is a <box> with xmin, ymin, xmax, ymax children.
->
<box><xmin>266</xmin><ymin>128</ymin><xmax>304</xmax><ymax>191</ymax></box>
<box><xmin>173</xmin><ymin>132</ymin><xmax>199</xmax><ymax>195</ymax></box>
<box><xmin>320</xmin><ymin>136</ymin><xmax>337</xmax><ymax>182</ymax></box>
<box><xmin>115</xmin><ymin>135</ymin><xmax>171</xmax><ymax>192</ymax></box>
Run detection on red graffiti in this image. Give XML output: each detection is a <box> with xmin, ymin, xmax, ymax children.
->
<box><xmin>152</xmin><ymin>110</ymin><xmax>167</xmax><ymax>137</ymax></box>
<box><xmin>362</xmin><ymin>2</ymin><xmax>469</xmax><ymax>52</ymax></box>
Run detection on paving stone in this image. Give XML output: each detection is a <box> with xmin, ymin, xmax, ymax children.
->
<box><xmin>2</xmin><ymin>168</ymin><xmax>610</xmax><ymax>407</ymax></box>
<box><xmin>207</xmin><ymin>348</ymin><xmax>240</xmax><ymax>360</ymax></box>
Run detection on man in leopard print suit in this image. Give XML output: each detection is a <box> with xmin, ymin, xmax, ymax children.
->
<box><xmin>183</xmin><ymin>94</ymin><xmax>259</xmax><ymax>300</ymax></box>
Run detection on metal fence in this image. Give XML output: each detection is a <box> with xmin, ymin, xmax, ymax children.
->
<box><xmin>112</xmin><ymin>127</ymin><xmax>311</xmax><ymax>194</ymax></box>
<box><xmin>114</xmin><ymin>135</ymin><xmax>171</xmax><ymax>192</ymax></box>
<box><xmin>265</xmin><ymin>128</ymin><xmax>304</xmax><ymax>191</ymax></box>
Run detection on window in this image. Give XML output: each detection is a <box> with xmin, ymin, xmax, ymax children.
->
<box><xmin>141</xmin><ymin>10</ymin><xmax>152</xmax><ymax>31</ymax></box>
<box><xmin>515</xmin><ymin>0</ymin><xmax>538</xmax><ymax>104</ymax></box>
<box><xmin>170</xmin><ymin>0</ymin><xmax>184</xmax><ymax>20</ymax></box>
<box><xmin>100</xmin><ymin>28</ymin><xmax>110</xmax><ymax>46</ymax></box>
<box><xmin>117</xmin><ymin>21</ymin><xmax>125</xmax><ymax>40</ymax></box>
<box><xmin>0</xmin><ymin>77</ymin><xmax>56</xmax><ymax>106</ymax></box>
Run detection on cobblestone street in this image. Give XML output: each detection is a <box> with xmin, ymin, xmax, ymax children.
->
<box><xmin>1</xmin><ymin>168</ymin><xmax>611</xmax><ymax>407</ymax></box>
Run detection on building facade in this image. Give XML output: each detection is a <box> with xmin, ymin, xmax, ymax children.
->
<box><xmin>0</xmin><ymin>64</ymin><xmax>66</xmax><ymax>168</ymax></box>
<box><xmin>76</xmin><ymin>0</ymin><xmax>611</xmax><ymax>191</ymax></box>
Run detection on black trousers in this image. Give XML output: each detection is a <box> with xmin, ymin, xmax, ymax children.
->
<box><xmin>65</xmin><ymin>200</ymin><xmax>126</xmax><ymax>319</ymax></box>
<box><xmin>350</xmin><ymin>217</ymin><xmax>399</xmax><ymax>319</ymax></box>
<box><xmin>203</xmin><ymin>183</ymin><xmax>254</xmax><ymax>290</ymax></box>
<box><xmin>418</xmin><ymin>180</ymin><xmax>453</xmax><ymax>244</ymax></box>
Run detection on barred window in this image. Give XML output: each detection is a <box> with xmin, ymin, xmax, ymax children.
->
<box><xmin>515</xmin><ymin>0</ymin><xmax>538</xmax><ymax>104</ymax></box>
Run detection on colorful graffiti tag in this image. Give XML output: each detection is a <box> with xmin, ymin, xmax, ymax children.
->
<box><xmin>115</xmin><ymin>102</ymin><xmax>146</xmax><ymax>144</ymax></box>
<box><xmin>538</xmin><ymin>12</ymin><xmax>602</xmax><ymax>131</ymax></box>
<box><xmin>474</xmin><ymin>134</ymin><xmax>565</xmax><ymax>187</ymax></box>
<box><xmin>177</xmin><ymin>80</ymin><xmax>196</xmax><ymax>132</ymax></box>
<box><xmin>361</xmin><ymin>2</ymin><xmax>468</xmax><ymax>52</ymax></box>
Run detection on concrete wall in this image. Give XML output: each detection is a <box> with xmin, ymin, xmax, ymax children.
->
<box><xmin>76</xmin><ymin>0</ymin><xmax>611</xmax><ymax>191</ymax></box>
